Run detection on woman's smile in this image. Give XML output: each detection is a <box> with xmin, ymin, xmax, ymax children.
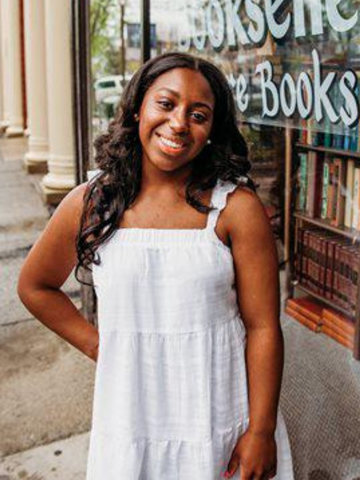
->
<box><xmin>155</xmin><ymin>132</ymin><xmax>190</xmax><ymax>156</ymax></box>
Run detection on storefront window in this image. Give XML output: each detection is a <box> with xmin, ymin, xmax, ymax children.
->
<box><xmin>89</xmin><ymin>0</ymin><xmax>142</xmax><ymax>137</ymax></box>
<box><xmin>151</xmin><ymin>0</ymin><xmax>360</xmax><ymax>361</ymax></box>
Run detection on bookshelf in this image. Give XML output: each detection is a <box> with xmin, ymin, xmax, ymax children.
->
<box><xmin>294</xmin><ymin>212</ymin><xmax>360</xmax><ymax>241</ymax></box>
<box><xmin>296</xmin><ymin>143</ymin><xmax>360</xmax><ymax>160</ymax></box>
<box><xmin>287</xmin><ymin>137</ymin><xmax>360</xmax><ymax>360</ymax></box>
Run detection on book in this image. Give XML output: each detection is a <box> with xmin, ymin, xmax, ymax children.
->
<box><xmin>321</xmin><ymin>315</ymin><xmax>354</xmax><ymax>341</ymax></box>
<box><xmin>324</xmin><ymin>236</ymin><xmax>341</xmax><ymax>300</ymax></box>
<box><xmin>298</xmin><ymin>153</ymin><xmax>308</xmax><ymax>212</ymax></box>
<box><xmin>350</xmin><ymin>249</ymin><xmax>360</xmax><ymax>315</ymax></box>
<box><xmin>285</xmin><ymin>306</ymin><xmax>320</xmax><ymax>332</ymax></box>
<box><xmin>286</xmin><ymin>297</ymin><xmax>322</xmax><ymax>324</ymax></box>
<box><xmin>295</xmin><ymin>227</ymin><xmax>305</xmax><ymax>281</ymax></box>
<box><xmin>322</xmin><ymin>309</ymin><xmax>355</xmax><ymax>336</ymax></box>
<box><xmin>321</xmin><ymin>159</ymin><xmax>330</xmax><ymax>219</ymax></box>
<box><xmin>352</xmin><ymin>167</ymin><xmax>360</xmax><ymax>229</ymax></box>
<box><xmin>344</xmin><ymin>159</ymin><xmax>355</xmax><ymax>228</ymax></box>
<box><xmin>326</xmin><ymin>160</ymin><xmax>336</xmax><ymax>220</ymax></box>
<box><xmin>320</xmin><ymin>325</ymin><xmax>354</xmax><ymax>349</ymax></box>
<box><xmin>331</xmin><ymin>158</ymin><xmax>346</xmax><ymax>227</ymax></box>
<box><xmin>306</xmin><ymin>152</ymin><xmax>317</xmax><ymax>217</ymax></box>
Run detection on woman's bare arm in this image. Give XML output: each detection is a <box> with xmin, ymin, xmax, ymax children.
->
<box><xmin>17</xmin><ymin>183</ymin><xmax>99</xmax><ymax>362</ymax></box>
<box><xmin>223</xmin><ymin>186</ymin><xmax>282</xmax><ymax>479</ymax></box>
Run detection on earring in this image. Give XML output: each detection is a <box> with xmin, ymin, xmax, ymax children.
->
<box><xmin>206</xmin><ymin>139</ymin><xmax>212</xmax><ymax>145</ymax></box>
<box><xmin>134</xmin><ymin>113</ymin><xmax>139</xmax><ymax>122</ymax></box>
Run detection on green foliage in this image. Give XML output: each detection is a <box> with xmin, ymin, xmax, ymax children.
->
<box><xmin>90</xmin><ymin>0</ymin><xmax>121</xmax><ymax>79</ymax></box>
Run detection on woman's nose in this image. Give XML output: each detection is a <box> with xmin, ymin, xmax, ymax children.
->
<box><xmin>168</xmin><ymin>109</ymin><xmax>189</xmax><ymax>134</ymax></box>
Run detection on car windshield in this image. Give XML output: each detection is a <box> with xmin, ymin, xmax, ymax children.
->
<box><xmin>98</xmin><ymin>81</ymin><xmax>116</xmax><ymax>89</ymax></box>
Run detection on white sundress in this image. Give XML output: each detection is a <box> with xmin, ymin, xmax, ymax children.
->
<box><xmin>86</xmin><ymin>178</ymin><xmax>294</xmax><ymax>480</ymax></box>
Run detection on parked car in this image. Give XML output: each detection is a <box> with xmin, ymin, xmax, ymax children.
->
<box><xmin>94</xmin><ymin>75</ymin><xmax>130</xmax><ymax>104</ymax></box>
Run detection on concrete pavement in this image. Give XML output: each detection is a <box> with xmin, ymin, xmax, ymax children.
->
<box><xmin>0</xmin><ymin>433</ymin><xmax>89</xmax><ymax>480</ymax></box>
<box><xmin>0</xmin><ymin>137</ymin><xmax>94</xmax><ymax>476</ymax></box>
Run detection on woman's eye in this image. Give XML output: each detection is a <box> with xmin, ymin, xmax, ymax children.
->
<box><xmin>192</xmin><ymin>112</ymin><xmax>206</xmax><ymax>122</ymax></box>
<box><xmin>158</xmin><ymin>100</ymin><xmax>172</xmax><ymax>109</ymax></box>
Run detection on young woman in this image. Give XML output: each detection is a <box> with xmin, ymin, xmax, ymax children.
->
<box><xmin>18</xmin><ymin>52</ymin><xmax>294</xmax><ymax>480</ymax></box>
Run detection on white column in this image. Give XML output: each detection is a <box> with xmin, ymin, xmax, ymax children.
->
<box><xmin>23</xmin><ymin>0</ymin><xmax>49</xmax><ymax>172</ymax></box>
<box><xmin>4</xmin><ymin>0</ymin><xmax>24</xmax><ymax>137</ymax></box>
<box><xmin>0</xmin><ymin>0</ymin><xmax>10</xmax><ymax>129</ymax></box>
<box><xmin>42</xmin><ymin>0</ymin><xmax>75</xmax><ymax>194</ymax></box>
<box><xmin>0</xmin><ymin>1</ymin><xmax>4</xmax><ymax>130</ymax></box>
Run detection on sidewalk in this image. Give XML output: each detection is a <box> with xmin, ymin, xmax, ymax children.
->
<box><xmin>0</xmin><ymin>136</ymin><xmax>94</xmax><ymax>479</ymax></box>
<box><xmin>1</xmin><ymin>136</ymin><xmax>360</xmax><ymax>479</ymax></box>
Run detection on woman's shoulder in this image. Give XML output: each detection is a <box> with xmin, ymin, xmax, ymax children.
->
<box><xmin>60</xmin><ymin>182</ymin><xmax>88</xmax><ymax>212</ymax></box>
<box><xmin>50</xmin><ymin>182</ymin><xmax>89</xmax><ymax>240</ymax></box>
<box><xmin>222</xmin><ymin>182</ymin><xmax>271</xmax><ymax>237</ymax></box>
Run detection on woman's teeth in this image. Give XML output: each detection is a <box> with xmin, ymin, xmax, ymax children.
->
<box><xmin>159</xmin><ymin>136</ymin><xmax>184</xmax><ymax>149</ymax></box>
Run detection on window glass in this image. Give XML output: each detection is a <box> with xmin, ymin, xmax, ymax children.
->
<box><xmin>89</xmin><ymin>0</ymin><xmax>142</xmax><ymax>137</ymax></box>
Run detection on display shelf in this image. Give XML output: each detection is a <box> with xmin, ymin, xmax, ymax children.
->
<box><xmin>296</xmin><ymin>143</ymin><xmax>360</xmax><ymax>160</ymax></box>
<box><xmin>294</xmin><ymin>212</ymin><xmax>360</xmax><ymax>241</ymax></box>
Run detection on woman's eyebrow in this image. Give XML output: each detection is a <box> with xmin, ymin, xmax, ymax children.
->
<box><xmin>155</xmin><ymin>87</ymin><xmax>214</xmax><ymax>112</ymax></box>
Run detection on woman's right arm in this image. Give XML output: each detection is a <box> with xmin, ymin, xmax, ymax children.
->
<box><xmin>17</xmin><ymin>182</ymin><xmax>99</xmax><ymax>362</ymax></box>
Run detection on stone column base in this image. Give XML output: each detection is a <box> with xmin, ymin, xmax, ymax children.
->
<box><xmin>24</xmin><ymin>158</ymin><xmax>48</xmax><ymax>174</ymax></box>
<box><xmin>40</xmin><ymin>160</ymin><xmax>75</xmax><ymax>204</ymax></box>
<box><xmin>24</xmin><ymin>139</ymin><xmax>49</xmax><ymax>173</ymax></box>
<box><xmin>0</xmin><ymin>121</ymin><xmax>9</xmax><ymax>132</ymax></box>
<box><xmin>5</xmin><ymin>125</ymin><xmax>24</xmax><ymax>137</ymax></box>
<box><xmin>39</xmin><ymin>182</ymin><xmax>72</xmax><ymax>206</ymax></box>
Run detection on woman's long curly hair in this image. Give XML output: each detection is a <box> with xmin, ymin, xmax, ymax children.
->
<box><xmin>75</xmin><ymin>52</ymin><xmax>256</xmax><ymax>285</ymax></box>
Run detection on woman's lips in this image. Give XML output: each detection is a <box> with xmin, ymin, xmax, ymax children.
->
<box><xmin>155</xmin><ymin>133</ymin><xmax>189</xmax><ymax>155</ymax></box>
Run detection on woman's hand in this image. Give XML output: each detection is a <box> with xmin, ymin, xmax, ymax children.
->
<box><xmin>224</xmin><ymin>429</ymin><xmax>277</xmax><ymax>480</ymax></box>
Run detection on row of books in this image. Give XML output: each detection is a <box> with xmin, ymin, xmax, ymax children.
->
<box><xmin>297</xmin><ymin>152</ymin><xmax>360</xmax><ymax>230</ymax></box>
<box><xmin>295</xmin><ymin>226</ymin><xmax>359</xmax><ymax>317</ymax></box>
<box><xmin>299</xmin><ymin>125</ymin><xmax>360</xmax><ymax>153</ymax></box>
<box><xmin>285</xmin><ymin>297</ymin><xmax>355</xmax><ymax>350</ymax></box>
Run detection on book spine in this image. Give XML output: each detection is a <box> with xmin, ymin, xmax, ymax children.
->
<box><xmin>321</xmin><ymin>161</ymin><xmax>330</xmax><ymax>219</ymax></box>
<box><xmin>344</xmin><ymin>159</ymin><xmax>355</xmax><ymax>228</ymax></box>
<box><xmin>333</xmin><ymin>243</ymin><xmax>341</xmax><ymax>305</ymax></box>
<box><xmin>326</xmin><ymin>160</ymin><xmax>335</xmax><ymax>220</ymax></box>
<box><xmin>351</xmin><ymin>251</ymin><xmax>360</xmax><ymax>317</ymax></box>
<box><xmin>325</xmin><ymin>239</ymin><xmax>336</xmax><ymax>300</ymax></box>
<box><xmin>352</xmin><ymin>168</ymin><xmax>360</xmax><ymax>229</ymax></box>
<box><xmin>338</xmin><ymin>245</ymin><xmax>347</xmax><ymax>309</ymax></box>
<box><xmin>314</xmin><ymin>232</ymin><xmax>321</xmax><ymax>293</ymax></box>
<box><xmin>306</xmin><ymin>152</ymin><xmax>316</xmax><ymax>217</ymax></box>
<box><xmin>343</xmin><ymin>246</ymin><xmax>352</xmax><ymax>314</ymax></box>
<box><xmin>299</xmin><ymin>153</ymin><xmax>308</xmax><ymax>212</ymax></box>
<box><xmin>322</xmin><ymin>309</ymin><xmax>355</xmax><ymax>335</ymax></box>
<box><xmin>331</xmin><ymin>158</ymin><xmax>346</xmax><ymax>227</ymax></box>
<box><xmin>344</xmin><ymin>124</ymin><xmax>351</xmax><ymax>151</ymax></box>
<box><xmin>321</xmin><ymin>316</ymin><xmax>354</xmax><ymax>341</ymax></box>
<box><xmin>318</xmin><ymin>235</ymin><xmax>326</xmax><ymax>296</ymax></box>
<box><xmin>314</xmin><ymin>155</ymin><xmax>324</xmax><ymax>218</ymax></box>
<box><xmin>295</xmin><ymin>227</ymin><xmax>304</xmax><ymax>282</ymax></box>
<box><xmin>320</xmin><ymin>325</ymin><xmax>354</xmax><ymax>349</ymax></box>
<box><xmin>302</xmin><ymin>230</ymin><xmax>310</xmax><ymax>288</ymax></box>
<box><xmin>307</xmin><ymin>231</ymin><xmax>314</xmax><ymax>291</ymax></box>
<box><xmin>285</xmin><ymin>306</ymin><xmax>320</xmax><ymax>332</ymax></box>
<box><xmin>286</xmin><ymin>299</ymin><xmax>322</xmax><ymax>324</ymax></box>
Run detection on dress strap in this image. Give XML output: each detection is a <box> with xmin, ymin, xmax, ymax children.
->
<box><xmin>206</xmin><ymin>179</ymin><xmax>239</xmax><ymax>231</ymax></box>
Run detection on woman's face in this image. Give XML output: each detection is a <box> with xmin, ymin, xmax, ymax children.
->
<box><xmin>138</xmin><ymin>67</ymin><xmax>215</xmax><ymax>173</ymax></box>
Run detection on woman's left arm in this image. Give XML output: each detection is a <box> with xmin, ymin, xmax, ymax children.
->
<box><xmin>223</xmin><ymin>187</ymin><xmax>283</xmax><ymax>480</ymax></box>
